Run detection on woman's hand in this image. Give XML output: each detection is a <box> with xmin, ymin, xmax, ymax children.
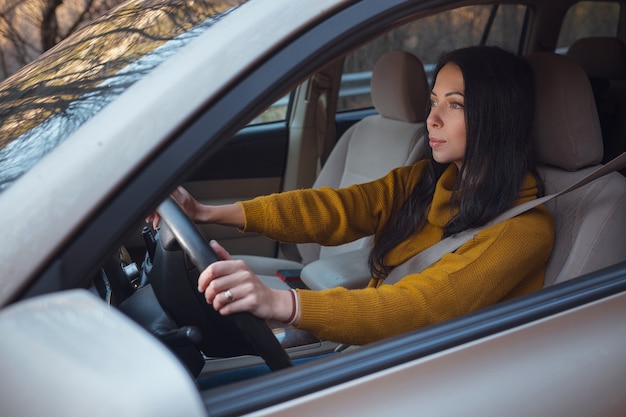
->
<box><xmin>198</xmin><ymin>240</ymin><xmax>297</xmax><ymax>323</ymax></box>
<box><xmin>147</xmin><ymin>186</ymin><xmax>201</xmax><ymax>228</ymax></box>
<box><xmin>169</xmin><ymin>186</ymin><xmax>203</xmax><ymax>222</ymax></box>
<box><xmin>147</xmin><ymin>186</ymin><xmax>244</xmax><ymax>229</ymax></box>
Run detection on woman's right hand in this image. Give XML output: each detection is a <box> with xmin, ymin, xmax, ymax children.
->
<box><xmin>169</xmin><ymin>186</ymin><xmax>203</xmax><ymax>222</ymax></box>
<box><xmin>147</xmin><ymin>186</ymin><xmax>245</xmax><ymax>229</ymax></box>
<box><xmin>147</xmin><ymin>186</ymin><xmax>202</xmax><ymax>228</ymax></box>
<box><xmin>198</xmin><ymin>240</ymin><xmax>298</xmax><ymax>324</ymax></box>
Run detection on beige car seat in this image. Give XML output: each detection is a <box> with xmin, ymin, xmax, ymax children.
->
<box><xmin>527</xmin><ymin>52</ymin><xmax>626</xmax><ymax>287</ymax></box>
<box><xmin>566</xmin><ymin>37</ymin><xmax>626</xmax><ymax>173</ymax></box>
<box><xmin>240</xmin><ymin>50</ymin><xmax>429</xmax><ymax>287</ymax></box>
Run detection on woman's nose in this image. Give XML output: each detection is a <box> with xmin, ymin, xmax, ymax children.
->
<box><xmin>427</xmin><ymin>109</ymin><xmax>442</xmax><ymax>129</ymax></box>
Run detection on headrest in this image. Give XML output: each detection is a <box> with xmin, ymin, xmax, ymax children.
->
<box><xmin>527</xmin><ymin>52</ymin><xmax>603</xmax><ymax>171</ymax></box>
<box><xmin>566</xmin><ymin>37</ymin><xmax>626</xmax><ymax>79</ymax></box>
<box><xmin>371</xmin><ymin>50</ymin><xmax>428</xmax><ymax>123</ymax></box>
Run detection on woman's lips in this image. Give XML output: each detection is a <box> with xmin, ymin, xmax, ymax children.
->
<box><xmin>429</xmin><ymin>137</ymin><xmax>445</xmax><ymax>148</ymax></box>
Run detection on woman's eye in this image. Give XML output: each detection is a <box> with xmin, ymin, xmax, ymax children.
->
<box><xmin>430</xmin><ymin>99</ymin><xmax>438</xmax><ymax>107</ymax></box>
<box><xmin>450</xmin><ymin>101</ymin><xmax>464</xmax><ymax>109</ymax></box>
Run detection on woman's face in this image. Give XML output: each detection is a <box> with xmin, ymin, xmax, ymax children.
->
<box><xmin>427</xmin><ymin>63</ymin><xmax>467</xmax><ymax>169</ymax></box>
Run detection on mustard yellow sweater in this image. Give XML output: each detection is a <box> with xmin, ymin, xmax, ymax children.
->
<box><xmin>239</xmin><ymin>161</ymin><xmax>554</xmax><ymax>345</ymax></box>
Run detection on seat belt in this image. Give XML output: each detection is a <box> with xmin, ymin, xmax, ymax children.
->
<box><xmin>383</xmin><ymin>152</ymin><xmax>626</xmax><ymax>284</ymax></box>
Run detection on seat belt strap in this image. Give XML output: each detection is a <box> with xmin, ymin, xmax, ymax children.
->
<box><xmin>383</xmin><ymin>152</ymin><xmax>626</xmax><ymax>285</ymax></box>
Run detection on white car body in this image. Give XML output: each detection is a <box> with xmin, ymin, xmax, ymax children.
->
<box><xmin>0</xmin><ymin>0</ymin><xmax>624</xmax><ymax>416</ymax></box>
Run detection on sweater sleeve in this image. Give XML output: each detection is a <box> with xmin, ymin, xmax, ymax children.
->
<box><xmin>294</xmin><ymin>204</ymin><xmax>554</xmax><ymax>345</ymax></box>
<box><xmin>237</xmin><ymin>164</ymin><xmax>424</xmax><ymax>246</ymax></box>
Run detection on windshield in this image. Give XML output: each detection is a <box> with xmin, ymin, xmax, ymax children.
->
<box><xmin>0</xmin><ymin>0</ymin><xmax>247</xmax><ymax>194</ymax></box>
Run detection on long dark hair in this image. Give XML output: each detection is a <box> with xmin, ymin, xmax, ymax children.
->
<box><xmin>369</xmin><ymin>46</ymin><xmax>543</xmax><ymax>279</ymax></box>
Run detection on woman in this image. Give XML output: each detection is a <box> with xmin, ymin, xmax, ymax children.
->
<box><xmin>157</xmin><ymin>46</ymin><xmax>554</xmax><ymax>346</ymax></box>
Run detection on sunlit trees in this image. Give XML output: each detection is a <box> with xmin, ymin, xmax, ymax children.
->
<box><xmin>0</xmin><ymin>0</ymin><xmax>125</xmax><ymax>81</ymax></box>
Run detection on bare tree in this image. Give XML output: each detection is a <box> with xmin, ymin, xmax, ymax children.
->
<box><xmin>0</xmin><ymin>0</ymin><xmax>125</xmax><ymax>81</ymax></box>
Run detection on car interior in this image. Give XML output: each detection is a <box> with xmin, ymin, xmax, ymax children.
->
<box><xmin>110</xmin><ymin>0</ymin><xmax>626</xmax><ymax>385</ymax></box>
<box><xmin>237</xmin><ymin>49</ymin><xmax>429</xmax><ymax>291</ymax></box>
<box><xmin>2</xmin><ymin>3</ymin><xmax>626</xmax><ymax>416</ymax></box>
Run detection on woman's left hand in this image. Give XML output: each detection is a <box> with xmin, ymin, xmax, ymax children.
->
<box><xmin>198</xmin><ymin>240</ymin><xmax>295</xmax><ymax>323</ymax></box>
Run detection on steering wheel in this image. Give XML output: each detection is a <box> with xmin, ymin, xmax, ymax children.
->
<box><xmin>150</xmin><ymin>197</ymin><xmax>292</xmax><ymax>371</ymax></box>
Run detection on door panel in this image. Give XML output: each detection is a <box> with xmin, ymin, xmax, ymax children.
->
<box><xmin>187</xmin><ymin>122</ymin><xmax>289</xmax><ymax>182</ymax></box>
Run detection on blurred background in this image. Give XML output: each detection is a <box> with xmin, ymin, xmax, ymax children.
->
<box><xmin>0</xmin><ymin>0</ymin><xmax>125</xmax><ymax>81</ymax></box>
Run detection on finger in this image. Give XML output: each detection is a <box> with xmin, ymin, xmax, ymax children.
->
<box><xmin>213</xmin><ymin>283</ymin><xmax>256</xmax><ymax>315</ymax></box>
<box><xmin>171</xmin><ymin>186</ymin><xmax>187</xmax><ymax>205</ymax></box>
<box><xmin>146</xmin><ymin>213</ymin><xmax>160</xmax><ymax>229</ymax></box>
<box><xmin>197</xmin><ymin>259</ymin><xmax>241</xmax><ymax>296</ymax></box>
<box><xmin>199</xmin><ymin>261</ymin><xmax>256</xmax><ymax>309</ymax></box>
<box><xmin>210</xmin><ymin>240</ymin><xmax>232</xmax><ymax>261</ymax></box>
<box><xmin>214</xmin><ymin>288</ymin><xmax>239</xmax><ymax>313</ymax></box>
<box><xmin>197</xmin><ymin>264</ymin><xmax>217</xmax><ymax>294</ymax></box>
<box><xmin>208</xmin><ymin>279</ymin><xmax>248</xmax><ymax>312</ymax></box>
<box><xmin>214</xmin><ymin>283</ymin><xmax>276</xmax><ymax>320</ymax></box>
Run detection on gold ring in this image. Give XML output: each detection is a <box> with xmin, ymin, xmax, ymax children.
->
<box><xmin>224</xmin><ymin>289</ymin><xmax>234</xmax><ymax>302</ymax></box>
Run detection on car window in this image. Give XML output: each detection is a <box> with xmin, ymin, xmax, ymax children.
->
<box><xmin>338</xmin><ymin>4</ymin><xmax>529</xmax><ymax>112</ymax></box>
<box><xmin>556</xmin><ymin>1</ymin><xmax>620</xmax><ymax>52</ymax></box>
<box><xmin>249</xmin><ymin>94</ymin><xmax>290</xmax><ymax>124</ymax></box>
